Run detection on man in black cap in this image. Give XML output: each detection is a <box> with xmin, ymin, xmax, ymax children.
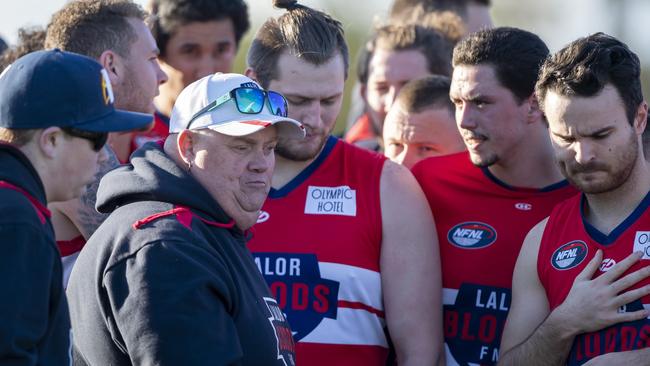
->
<box><xmin>0</xmin><ymin>49</ymin><xmax>153</xmax><ymax>364</ymax></box>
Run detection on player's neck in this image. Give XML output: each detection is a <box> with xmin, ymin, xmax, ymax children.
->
<box><xmin>583</xmin><ymin>154</ymin><xmax>650</xmax><ymax>235</ymax></box>
<box><xmin>271</xmin><ymin>152</ymin><xmax>321</xmax><ymax>189</ymax></box>
<box><xmin>487</xmin><ymin>136</ymin><xmax>564</xmax><ymax>189</ymax></box>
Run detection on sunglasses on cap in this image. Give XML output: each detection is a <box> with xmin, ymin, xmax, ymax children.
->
<box><xmin>61</xmin><ymin>127</ymin><xmax>108</xmax><ymax>152</ymax></box>
<box><xmin>186</xmin><ymin>87</ymin><xmax>289</xmax><ymax>129</ymax></box>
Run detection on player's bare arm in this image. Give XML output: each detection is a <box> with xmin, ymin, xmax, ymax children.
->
<box><xmin>582</xmin><ymin>348</ymin><xmax>650</xmax><ymax>366</ymax></box>
<box><xmin>499</xmin><ymin>218</ymin><xmax>573</xmax><ymax>366</ymax></box>
<box><xmin>379</xmin><ymin>161</ymin><xmax>443</xmax><ymax>366</ymax></box>
<box><xmin>500</xmin><ymin>220</ymin><xmax>650</xmax><ymax>365</ymax></box>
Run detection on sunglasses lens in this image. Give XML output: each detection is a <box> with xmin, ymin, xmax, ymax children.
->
<box><xmin>234</xmin><ymin>88</ymin><xmax>264</xmax><ymax>114</ymax></box>
<box><xmin>93</xmin><ymin>133</ymin><xmax>109</xmax><ymax>152</ymax></box>
<box><xmin>62</xmin><ymin>128</ymin><xmax>108</xmax><ymax>152</ymax></box>
<box><xmin>267</xmin><ymin>91</ymin><xmax>288</xmax><ymax>117</ymax></box>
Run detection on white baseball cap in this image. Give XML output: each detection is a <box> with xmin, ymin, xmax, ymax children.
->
<box><xmin>169</xmin><ymin>73</ymin><xmax>305</xmax><ymax>138</ymax></box>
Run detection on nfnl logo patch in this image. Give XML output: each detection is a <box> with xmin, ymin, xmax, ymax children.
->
<box><xmin>447</xmin><ymin>222</ymin><xmax>497</xmax><ymax>249</ymax></box>
<box><xmin>551</xmin><ymin>240</ymin><xmax>588</xmax><ymax>270</ymax></box>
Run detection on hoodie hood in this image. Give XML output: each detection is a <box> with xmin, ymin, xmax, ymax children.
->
<box><xmin>96</xmin><ymin>142</ymin><xmax>229</xmax><ymax>223</ymax></box>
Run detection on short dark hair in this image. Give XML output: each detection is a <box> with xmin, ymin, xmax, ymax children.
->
<box><xmin>453</xmin><ymin>27</ymin><xmax>549</xmax><ymax>102</ymax></box>
<box><xmin>0</xmin><ymin>27</ymin><xmax>46</xmax><ymax>72</ymax></box>
<box><xmin>359</xmin><ymin>21</ymin><xmax>456</xmax><ymax>84</ymax></box>
<box><xmin>390</xmin><ymin>0</ymin><xmax>491</xmax><ymax>19</ymax></box>
<box><xmin>536</xmin><ymin>33</ymin><xmax>643</xmax><ymax>126</ymax></box>
<box><xmin>45</xmin><ymin>0</ymin><xmax>146</xmax><ymax>59</ymax></box>
<box><xmin>149</xmin><ymin>0</ymin><xmax>250</xmax><ymax>58</ymax></box>
<box><xmin>247</xmin><ymin>0</ymin><xmax>349</xmax><ymax>88</ymax></box>
<box><xmin>395</xmin><ymin>75</ymin><xmax>454</xmax><ymax>114</ymax></box>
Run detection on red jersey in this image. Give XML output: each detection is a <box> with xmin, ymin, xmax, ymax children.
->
<box><xmin>57</xmin><ymin>235</ymin><xmax>86</xmax><ymax>288</ymax></box>
<box><xmin>130</xmin><ymin>111</ymin><xmax>170</xmax><ymax>156</ymax></box>
<box><xmin>248</xmin><ymin>136</ymin><xmax>388</xmax><ymax>366</ymax></box>
<box><xmin>344</xmin><ymin>113</ymin><xmax>376</xmax><ymax>144</ymax></box>
<box><xmin>538</xmin><ymin>192</ymin><xmax>650</xmax><ymax>365</ymax></box>
<box><xmin>412</xmin><ymin>152</ymin><xmax>577</xmax><ymax>365</ymax></box>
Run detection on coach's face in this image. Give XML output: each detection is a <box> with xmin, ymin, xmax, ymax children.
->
<box><xmin>182</xmin><ymin>126</ymin><xmax>278</xmax><ymax>230</ymax></box>
<box><xmin>544</xmin><ymin>85</ymin><xmax>647</xmax><ymax>194</ymax></box>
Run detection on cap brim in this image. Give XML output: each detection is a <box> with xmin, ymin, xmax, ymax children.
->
<box><xmin>205</xmin><ymin>115</ymin><xmax>305</xmax><ymax>139</ymax></box>
<box><xmin>72</xmin><ymin>109</ymin><xmax>154</xmax><ymax>133</ymax></box>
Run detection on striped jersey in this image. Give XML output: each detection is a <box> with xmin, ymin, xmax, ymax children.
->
<box><xmin>538</xmin><ymin>192</ymin><xmax>650</xmax><ymax>365</ymax></box>
<box><xmin>412</xmin><ymin>152</ymin><xmax>577</xmax><ymax>365</ymax></box>
<box><xmin>248</xmin><ymin>136</ymin><xmax>388</xmax><ymax>365</ymax></box>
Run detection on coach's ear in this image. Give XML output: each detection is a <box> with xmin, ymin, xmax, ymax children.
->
<box><xmin>98</xmin><ymin>50</ymin><xmax>122</xmax><ymax>84</ymax></box>
<box><xmin>176</xmin><ymin>129</ymin><xmax>198</xmax><ymax>171</ymax></box>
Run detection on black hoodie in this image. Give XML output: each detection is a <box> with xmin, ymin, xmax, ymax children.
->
<box><xmin>0</xmin><ymin>143</ymin><xmax>71</xmax><ymax>365</ymax></box>
<box><xmin>67</xmin><ymin>142</ymin><xmax>295</xmax><ymax>366</ymax></box>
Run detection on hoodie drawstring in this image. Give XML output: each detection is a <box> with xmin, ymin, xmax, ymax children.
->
<box><xmin>132</xmin><ymin>205</ymin><xmax>235</xmax><ymax>230</ymax></box>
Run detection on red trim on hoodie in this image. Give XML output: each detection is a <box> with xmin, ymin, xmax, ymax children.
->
<box><xmin>132</xmin><ymin>205</ymin><xmax>235</xmax><ymax>230</ymax></box>
<box><xmin>0</xmin><ymin>180</ymin><xmax>51</xmax><ymax>224</ymax></box>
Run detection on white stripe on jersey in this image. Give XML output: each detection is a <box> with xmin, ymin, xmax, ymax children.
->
<box><xmin>443</xmin><ymin>288</ymin><xmax>459</xmax><ymax>305</ymax></box>
<box><xmin>300</xmin><ymin>307</ymin><xmax>388</xmax><ymax>347</ymax></box>
<box><xmin>62</xmin><ymin>252</ymin><xmax>80</xmax><ymax>289</ymax></box>
<box><xmin>319</xmin><ymin>262</ymin><xmax>383</xmax><ymax>311</ymax></box>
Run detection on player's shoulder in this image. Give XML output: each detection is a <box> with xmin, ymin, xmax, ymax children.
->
<box><xmin>338</xmin><ymin>138</ymin><xmax>387</xmax><ymax>163</ymax></box>
<box><xmin>412</xmin><ymin>151</ymin><xmax>469</xmax><ymax>174</ymax></box>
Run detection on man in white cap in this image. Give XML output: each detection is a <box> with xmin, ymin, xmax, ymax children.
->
<box><xmin>66</xmin><ymin>73</ymin><xmax>304</xmax><ymax>365</ymax></box>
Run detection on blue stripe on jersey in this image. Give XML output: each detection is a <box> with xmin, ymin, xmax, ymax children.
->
<box><xmin>481</xmin><ymin>167</ymin><xmax>570</xmax><ymax>192</ymax></box>
<box><xmin>582</xmin><ymin>190</ymin><xmax>650</xmax><ymax>245</ymax></box>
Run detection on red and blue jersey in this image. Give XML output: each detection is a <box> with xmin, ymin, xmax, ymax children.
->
<box><xmin>248</xmin><ymin>136</ymin><xmax>388</xmax><ymax>365</ymax></box>
<box><xmin>130</xmin><ymin>111</ymin><xmax>169</xmax><ymax>155</ymax></box>
<box><xmin>412</xmin><ymin>152</ymin><xmax>577</xmax><ymax>365</ymax></box>
<box><xmin>538</xmin><ymin>192</ymin><xmax>650</xmax><ymax>365</ymax></box>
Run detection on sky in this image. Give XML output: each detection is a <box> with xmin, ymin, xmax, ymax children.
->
<box><xmin>2</xmin><ymin>0</ymin><xmax>648</xmax><ymax>56</ymax></box>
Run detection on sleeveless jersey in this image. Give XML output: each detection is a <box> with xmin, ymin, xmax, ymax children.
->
<box><xmin>411</xmin><ymin>152</ymin><xmax>578</xmax><ymax>365</ymax></box>
<box><xmin>57</xmin><ymin>235</ymin><xmax>86</xmax><ymax>288</ymax></box>
<box><xmin>247</xmin><ymin>136</ymin><xmax>388</xmax><ymax>365</ymax></box>
<box><xmin>130</xmin><ymin>111</ymin><xmax>169</xmax><ymax>155</ymax></box>
<box><xmin>538</xmin><ymin>192</ymin><xmax>650</xmax><ymax>365</ymax></box>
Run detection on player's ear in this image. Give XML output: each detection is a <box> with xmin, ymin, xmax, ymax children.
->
<box><xmin>98</xmin><ymin>50</ymin><xmax>122</xmax><ymax>83</ymax></box>
<box><xmin>633</xmin><ymin>101</ymin><xmax>648</xmax><ymax>135</ymax></box>
<box><xmin>245</xmin><ymin>68</ymin><xmax>258</xmax><ymax>83</ymax></box>
<box><xmin>525</xmin><ymin>94</ymin><xmax>543</xmax><ymax>125</ymax></box>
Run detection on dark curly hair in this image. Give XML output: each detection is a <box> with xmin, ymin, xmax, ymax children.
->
<box><xmin>536</xmin><ymin>33</ymin><xmax>643</xmax><ymax>125</ymax></box>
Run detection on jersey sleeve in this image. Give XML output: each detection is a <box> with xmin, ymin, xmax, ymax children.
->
<box><xmin>102</xmin><ymin>239</ymin><xmax>243</xmax><ymax>365</ymax></box>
